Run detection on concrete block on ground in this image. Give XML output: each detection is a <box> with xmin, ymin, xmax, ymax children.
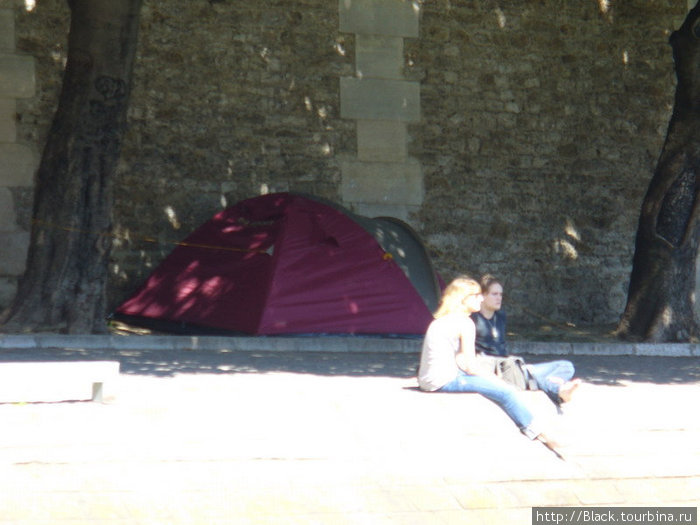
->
<box><xmin>356</xmin><ymin>119</ymin><xmax>407</xmax><ymax>162</ymax></box>
<box><xmin>0</xmin><ymin>97</ymin><xmax>16</xmax><ymax>142</ymax></box>
<box><xmin>0</xmin><ymin>229</ymin><xmax>29</xmax><ymax>275</ymax></box>
<box><xmin>0</xmin><ymin>53</ymin><xmax>35</xmax><ymax>98</ymax></box>
<box><xmin>339</xmin><ymin>0</ymin><xmax>420</xmax><ymax>37</ymax></box>
<box><xmin>341</xmin><ymin>158</ymin><xmax>423</xmax><ymax>205</ymax></box>
<box><xmin>340</xmin><ymin>77</ymin><xmax>420</xmax><ymax>122</ymax></box>
<box><xmin>0</xmin><ymin>360</ymin><xmax>120</xmax><ymax>403</ymax></box>
<box><xmin>355</xmin><ymin>34</ymin><xmax>404</xmax><ymax>80</ymax></box>
<box><xmin>0</xmin><ymin>142</ymin><xmax>37</xmax><ymax>186</ymax></box>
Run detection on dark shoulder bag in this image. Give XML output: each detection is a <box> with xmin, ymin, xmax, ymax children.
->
<box><xmin>478</xmin><ymin>354</ymin><xmax>537</xmax><ymax>391</ymax></box>
<box><xmin>497</xmin><ymin>356</ymin><xmax>533</xmax><ymax>390</ymax></box>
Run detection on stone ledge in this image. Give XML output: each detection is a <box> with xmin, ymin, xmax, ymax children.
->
<box><xmin>511</xmin><ymin>341</ymin><xmax>698</xmax><ymax>357</ymax></box>
<box><xmin>0</xmin><ymin>334</ymin><xmax>697</xmax><ymax>357</ymax></box>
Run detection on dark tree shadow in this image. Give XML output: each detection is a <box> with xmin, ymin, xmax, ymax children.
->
<box><xmin>523</xmin><ymin>354</ymin><xmax>700</xmax><ymax>386</ymax></box>
<box><xmin>0</xmin><ymin>348</ymin><xmax>697</xmax><ymax>386</ymax></box>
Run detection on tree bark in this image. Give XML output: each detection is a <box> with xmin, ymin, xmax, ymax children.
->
<box><xmin>617</xmin><ymin>2</ymin><xmax>700</xmax><ymax>342</ymax></box>
<box><xmin>2</xmin><ymin>0</ymin><xmax>142</xmax><ymax>333</ymax></box>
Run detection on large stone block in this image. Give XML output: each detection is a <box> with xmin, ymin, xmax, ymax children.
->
<box><xmin>0</xmin><ymin>143</ymin><xmax>37</xmax><ymax>186</ymax></box>
<box><xmin>340</xmin><ymin>158</ymin><xmax>423</xmax><ymax>205</ymax></box>
<box><xmin>339</xmin><ymin>0</ymin><xmax>419</xmax><ymax>37</ymax></box>
<box><xmin>0</xmin><ymin>229</ymin><xmax>29</xmax><ymax>275</ymax></box>
<box><xmin>0</xmin><ymin>9</ymin><xmax>14</xmax><ymax>51</ymax></box>
<box><xmin>340</xmin><ymin>77</ymin><xmax>420</xmax><ymax>122</ymax></box>
<box><xmin>0</xmin><ymin>187</ymin><xmax>17</xmax><ymax>231</ymax></box>
<box><xmin>357</xmin><ymin>119</ymin><xmax>407</xmax><ymax>162</ymax></box>
<box><xmin>0</xmin><ymin>97</ymin><xmax>16</xmax><ymax>142</ymax></box>
<box><xmin>0</xmin><ymin>361</ymin><xmax>120</xmax><ymax>403</ymax></box>
<box><xmin>355</xmin><ymin>34</ymin><xmax>404</xmax><ymax>80</ymax></box>
<box><xmin>0</xmin><ymin>53</ymin><xmax>35</xmax><ymax>98</ymax></box>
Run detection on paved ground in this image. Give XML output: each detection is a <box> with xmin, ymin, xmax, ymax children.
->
<box><xmin>0</xmin><ymin>339</ymin><xmax>697</xmax><ymax>524</ymax></box>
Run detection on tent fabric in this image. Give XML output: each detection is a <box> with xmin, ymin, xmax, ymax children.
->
<box><xmin>114</xmin><ymin>192</ymin><xmax>441</xmax><ymax>336</ymax></box>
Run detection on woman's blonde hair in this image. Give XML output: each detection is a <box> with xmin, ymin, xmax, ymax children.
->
<box><xmin>434</xmin><ymin>276</ymin><xmax>481</xmax><ymax>318</ymax></box>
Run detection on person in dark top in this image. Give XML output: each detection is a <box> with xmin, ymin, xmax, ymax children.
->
<box><xmin>472</xmin><ymin>305</ymin><xmax>507</xmax><ymax>356</ymax></box>
<box><xmin>471</xmin><ymin>274</ymin><xmax>581</xmax><ymax>408</ymax></box>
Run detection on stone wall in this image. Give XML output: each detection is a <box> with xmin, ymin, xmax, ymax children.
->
<box><xmin>0</xmin><ymin>0</ymin><xmax>36</xmax><ymax>311</ymax></box>
<box><xmin>412</xmin><ymin>1</ymin><xmax>686</xmax><ymax>323</ymax></box>
<box><xmin>3</xmin><ymin>0</ymin><xmax>691</xmax><ymax>328</ymax></box>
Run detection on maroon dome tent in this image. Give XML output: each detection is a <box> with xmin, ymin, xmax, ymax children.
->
<box><xmin>113</xmin><ymin>192</ymin><xmax>442</xmax><ymax>336</ymax></box>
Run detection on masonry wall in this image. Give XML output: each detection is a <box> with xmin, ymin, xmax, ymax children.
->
<box><xmin>2</xmin><ymin>0</ymin><xmax>690</xmax><ymax>328</ymax></box>
<box><xmin>412</xmin><ymin>1</ymin><xmax>687</xmax><ymax>323</ymax></box>
<box><xmin>0</xmin><ymin>0</ymin><xmax>36</xmax><ymax>310</ymax></box>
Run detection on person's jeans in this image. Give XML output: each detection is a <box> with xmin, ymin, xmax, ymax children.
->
<box><xmin>526</xmin><ymin>360</ymin><xmax>575</xmax><ymax>405</ymax></box>
<box><xmin>438</xmin><ymin>371</ymin><xmax>540</xmax><ymax>439</ymax></box>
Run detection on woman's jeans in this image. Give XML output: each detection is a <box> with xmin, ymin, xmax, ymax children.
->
<box><xmin>438</xmin><ymin>371</ymin><xmax>540</xmax><ymax>439</ymax></box>
<box><xmin>526</xmin><ymin>360</ymin><xmax>575</xmax><ymax>405</ymax></box>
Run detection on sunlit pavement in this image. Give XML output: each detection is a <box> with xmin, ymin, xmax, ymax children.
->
<box><xmin>0</xmin><ymin>340</ymin><xmax>697</xmax><ymax>524</ymax></box>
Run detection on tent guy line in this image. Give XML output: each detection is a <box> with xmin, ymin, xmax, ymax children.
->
<box><xmin>30</xmin><ymin>218</ymin><xmax>400</xmax><ymax>260</ymax></box>
<box><xmin>30</xmin><ymin>218</ymin><xmax>272</xmax><ymax>254</ymax></box>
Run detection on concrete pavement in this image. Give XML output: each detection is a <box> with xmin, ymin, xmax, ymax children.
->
<box><xmin>0</xmin><ymin>335</ymin><xmax>697</xmax><ymax>524</ymax></box>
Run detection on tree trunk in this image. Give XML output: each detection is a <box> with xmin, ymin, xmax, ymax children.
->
<box><xmin>617</xmin><ymin>2</ymin><xmax>700</xmax><ymax>342</ymax></box>
<box><xmin>2</xmin><ymin>0</ymin><xmax>142</xmax><ymax>333</ymax></box>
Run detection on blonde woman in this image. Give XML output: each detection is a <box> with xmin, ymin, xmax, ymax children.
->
<box><xmin>418</xmin><ymin>276</ymin><xmax>559</xmax><ymax>452</ymax></box>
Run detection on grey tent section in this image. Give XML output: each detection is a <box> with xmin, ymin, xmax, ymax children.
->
<box><xmin>304</xmin><ymin>194</ymin><xmax>442</xmax><ymax>313</ymax></box>
<box><xmin>357</xmin><ymin>215</ymin><xmax>441</xmax><ymax>313</ymax></box>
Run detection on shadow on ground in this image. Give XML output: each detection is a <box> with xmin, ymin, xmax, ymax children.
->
<box><xmin>0</xmin><ymin>348</ymin><xmax>697</xmax><ymax>386</ymax></box>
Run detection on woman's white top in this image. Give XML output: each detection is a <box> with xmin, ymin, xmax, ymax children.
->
<box><xmin>417</xmin><ymin>313</ymin><xmax>467</xmax><ymax>392</ymax></box>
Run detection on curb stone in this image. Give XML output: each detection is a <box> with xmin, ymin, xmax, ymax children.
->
<box><xmin>0</xmin><ymin>334</ymin><xmax>698</xmax><ymax>356</ymax></box>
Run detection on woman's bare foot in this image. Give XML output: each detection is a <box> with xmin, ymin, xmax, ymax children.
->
<box><xmin>558</xmin><ymin>378</ymin><xmax>582</xmax><ymax>403</ymax></box>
